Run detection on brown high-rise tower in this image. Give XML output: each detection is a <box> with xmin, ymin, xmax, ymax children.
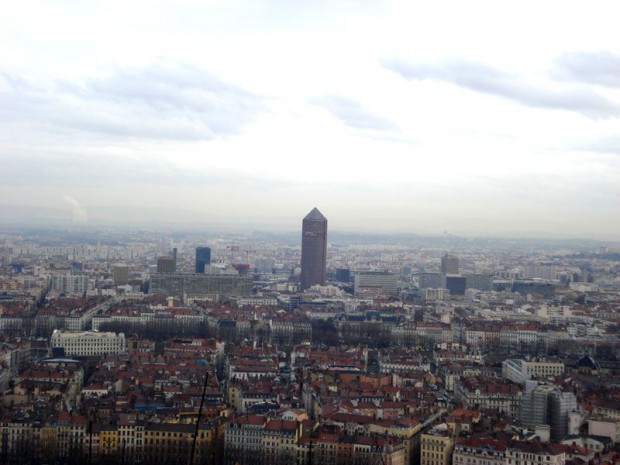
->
<box><xmin>300</xmin><ymin>207</ymin><xmax>327</xmax><ymax>291</ymax></box>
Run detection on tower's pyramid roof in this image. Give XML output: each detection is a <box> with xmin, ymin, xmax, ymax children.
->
<box><xmin>304</xmin><ymin>207</ymin><xmax>326</xmax><ymax>221</ymax></box>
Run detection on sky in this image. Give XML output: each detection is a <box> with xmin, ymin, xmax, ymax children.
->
<box><xmin>1</xmin><ymin>0</ymin><xmax>619</xmax><ymax>240</ymax></box>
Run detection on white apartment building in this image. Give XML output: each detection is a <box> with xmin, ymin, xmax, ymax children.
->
<box><xmin>50</xmin><ymin>329</ymin><xmax>126</xmax><ymax>356</ymax></box>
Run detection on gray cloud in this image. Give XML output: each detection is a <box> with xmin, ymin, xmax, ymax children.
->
<box><xmin>0</xmin><ymin>62</ymin><xmax>263</xmax><ymax>140</ymax></box>
<box><xmin>554</xmin><ymin>51</ymin><xmax>620</xmax><ymax>88</ymax></box>
<box><xmin>313</xmin><ymin>95</ymin><xmax>397</xmax><ymax>130</ymax></box>
<box><xmin>384</xmin><ymin>59</ymin><xmax>620</xmax><ymax>118</ymax></box>
<box><xmin>0</xmin><ymin>148</ymin><xmax>300</xmax><ymax>192</ymax></box>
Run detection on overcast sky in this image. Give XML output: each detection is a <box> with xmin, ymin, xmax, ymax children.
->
<box><xmin>1</xmin><ymin>1</ymin><xmax>619</xmax><ymax>240</ymax></box>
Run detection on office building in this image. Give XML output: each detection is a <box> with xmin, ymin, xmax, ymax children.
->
<box><xmin>512</xmin><ymin>280</ymin><xmax>555</xmax><ymax>299</ymax></box>
<box><xmin>300</xmin><ymin>208</ymin><xmax>327</xmax><ymax>291</ymax></box>
<box><xmin>419</xmin><ymin>272</ymin><xmax>443</xmax><ymax>290</ymax></box>
<box><xmin>441</xmin><ymin>254</ymin><xmax>459</xmax><ymax>274</ymax></box>
<box><xmin>149</xmin><ymin>272</ymin><xmax>252</xmax><ymax>302</ymax></box>
<box><xmin>254</xmin><ymin>258</ymin><xmax>275</xmax><ymax>273</ymax></box>
<box><xmin>157</xmin><ymin>256</ymin><xmax>175</xmax><ymax>273</ymax></box>
<box><xmin>464</xmin><ymin>273</ymin><xmax>493</xmax><ymax>291</ymax></box>
<box><xmin>112</xmin><ymin>264</ymin><xmax>129</xmax><ymax>285</ymax></box>
<box><xmin>335</xmin><ymin>268</ymin><xmax>351</xmax><ymax>283</ymax></box>
<box><xmin>195</xmin><ymin>247</ymin><xmax>212</xmax><ymax>273</ymax></box>
<box><xmin>443</xmin><ymin>275</ymin><xmax>466</xmax><ymax>295</ymax></box>
<box><xmin>354</xmin><ymin>271</ymin><xmax>399</xmax><ymax>296</ymax></box>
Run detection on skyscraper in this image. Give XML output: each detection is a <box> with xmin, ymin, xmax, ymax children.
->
<box><xmin>195</xmin><ymin>247</ymin><xmax>211</xmax><ymax>273</ymax></box>
<box><xmin>300</xmin><ymin>208</ymin><xmax>327</xmax><ymax>291</ymax></box>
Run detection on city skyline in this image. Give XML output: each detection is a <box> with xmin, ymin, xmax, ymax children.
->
<box><xmin>1</xmin><ymin>210</ymin><xmax>619</xmax><ymax>464</ymax></box>
<box><xmin>1</xmin><ymin>1</ymin><xmax>619</xmax><ymax>240</ymax></box>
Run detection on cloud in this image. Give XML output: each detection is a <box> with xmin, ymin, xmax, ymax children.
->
<box><xmin>62</xmin><ymin>194</ymin><xmax>88</xmax><ymax>224</ymax></box>
<box><xmin>0</xmin><ymin>62</ymin><xmax>264</xmax><ymax>140</ymax></box>
<box><xmin>554</xmin><ymin>51</ymin><xmax>620</xmax><ymax>88</ymax></box>
<box><xmin>313</xmin><ymin>95</ymin><xmax>397</xmax><ymax>130</ymax></box>
<box><xmin>384</xmin><ymin>59</ymin><xmax>620</xmax><ymax>118</ymax></box>
<box><xmin>574</xmin><ymin>135</ymin><xmax>620</xmax><ymax>156</ymax></box>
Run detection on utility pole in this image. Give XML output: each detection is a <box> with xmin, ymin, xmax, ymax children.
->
<box><xmin>88</xmin><ymin>419</ymin><xmax>93</xmax><ymax>465</ymax></box>
<box><xmin>188</xmin><ymin>371</ymin><xmax>209</xmax><ymax>465</ymax></box>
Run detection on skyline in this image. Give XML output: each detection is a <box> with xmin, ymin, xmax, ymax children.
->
<box><xmin>1</xmin><ymin>1</ymin><xmax>620</xmax><ymax>240</ymax></box>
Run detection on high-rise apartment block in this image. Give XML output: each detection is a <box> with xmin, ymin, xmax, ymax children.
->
<box><xmin>195</xmin><ymin>247</ymin><xmax>211</xmax><ymax>273</ymax></box>
<box><xmin>300</xmin><ymin>208</ymin><xmax>327</xmax><ymax>291</ymax></box>
<box><xmin>441</xmin><ymin>254</ymin><xmax>459</xmax><ymax>274</ymax></box>
<box><xmin>51</xmin><ymin>273</ymin><xmax>91</xmax><ymax>296</ymax></box>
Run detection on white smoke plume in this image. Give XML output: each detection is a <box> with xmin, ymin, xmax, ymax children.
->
<box><xmin>62</xmin><ymin>194</ymin><xmax>88</xmax><ymax>224</ymax></box>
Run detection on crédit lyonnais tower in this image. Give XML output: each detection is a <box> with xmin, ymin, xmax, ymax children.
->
<box><xmin>300</xmin><ymin>208</ymin><xmax>327</xmax><ymax>291</ymax></box>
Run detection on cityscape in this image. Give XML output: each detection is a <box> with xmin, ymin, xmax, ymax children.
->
<box><xmin>0</xmin><ymin>208</ymin><xmax>619</xmax><ymax>464</ymax></box>
<box><xmin>2</xmin><ymin>1</ymin><xmax>620</xmax><ymax>465</ymax></box>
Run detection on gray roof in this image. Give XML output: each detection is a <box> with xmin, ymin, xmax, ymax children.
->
<box><xmin>304</xmin><ymin>207</ymin><xmax>326</xmax><ymax>221</ymax></box>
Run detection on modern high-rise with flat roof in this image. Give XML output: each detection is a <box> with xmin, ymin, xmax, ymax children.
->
<box><xmin>354</xmin><ymin>271</ymin><xmax>398</xmax><ymax>296</ymax></box>
<box><xmin>157</xmin><ymin>256</ymin><xmax>176</xmax><ymax>273</ymax></box>
<box><xmin>195</xmin><ymin>247</ymin><xmax>211</xmax><ymax>273</ymax></box>
<box><xmin>112</xmin><ymin>264</ymin><xmax>129</xmax><ymax>285</ymax></box>
<box><xmin>441</xmin><ymin>254</ymin><xmax>459</xmax><ymax>274</ymax></box>
<box><xmin>300</xmin><ymin>208</ymin><xmax>327</xmax><ymax>291</ymax></box>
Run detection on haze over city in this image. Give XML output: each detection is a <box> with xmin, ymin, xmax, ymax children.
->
<box><xmin>1</xmin><ymin>1</ymin><xmax>619</xmax><ymax>240</ymax></box>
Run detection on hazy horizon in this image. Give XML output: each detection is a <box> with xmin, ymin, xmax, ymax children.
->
<box><xmin>0</xmin><ymin>206</ymin><xmax>617</xmax><ymax>245</ymax></box>
<box><xmin>1</xmin><ymin>1</ymin><xmax>619</xmax><ymax>241</ymax></box>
